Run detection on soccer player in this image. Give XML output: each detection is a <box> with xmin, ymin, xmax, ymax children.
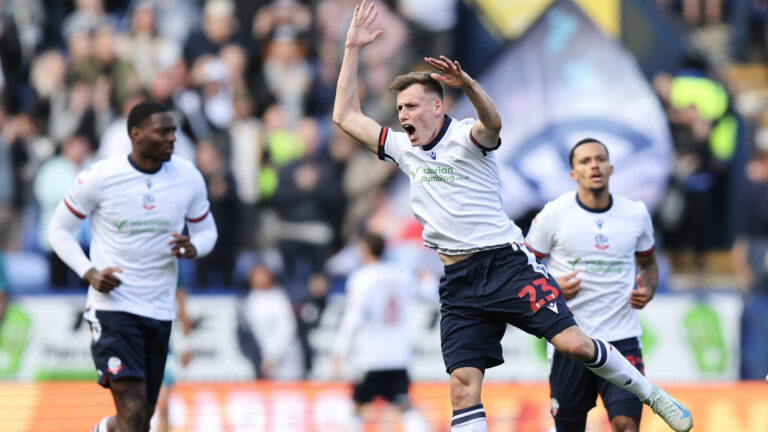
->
<box><xmin>47</xmin><ymin>101</ymin><xmax>218</xmax><ymax>432</ymax></box>
<box><xmin>525</xmin><ymin>138</ymin><xmax>659</xmax><ymax>432</ymax></box>
<box><xmin>331</xmin><ymin>232</ymin><xmax>426</xmax><ymax>432</ymax></box>
<box><xmin>332</xmin><ymin>3</ymin><xmax>693</xmax><ymax>432</ymax></box>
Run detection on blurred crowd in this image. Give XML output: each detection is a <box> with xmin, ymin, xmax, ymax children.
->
<box><xmin>0</xmin><ymin>0</ymin><xmax>460</xmax><ymax>297</ymax></box>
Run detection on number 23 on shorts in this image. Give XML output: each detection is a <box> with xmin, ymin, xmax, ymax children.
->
<box><xmin>518</xmin><ymin>277</ymin><xmax>560</xmax><ymax>313</ymax></box>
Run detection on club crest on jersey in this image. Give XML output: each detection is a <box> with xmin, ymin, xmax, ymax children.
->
<box><xmin>594</xmin><ymin>233</ymin><xmax>610</xmax><ymax>250</ymax></box>
<box><xmin>142</xmin><ymin>193</ymin><xmax>156</xmax><ymax>210</ymax></box>
<box><xmin>107</xmin><ymin>356</ymin><xmax>123</xmax><ymax>375</ymax></box>
<box><xmin>595</xmin><ymin>219</ymin><xmax>604</xmax><ymax>229</ymax></box>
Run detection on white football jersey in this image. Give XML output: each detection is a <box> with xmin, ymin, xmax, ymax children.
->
<box><xmin>379</xmin><ymin>116</ymin><xmax>523</xmax><ymax>254</ymax></box>
<box><xmin>525</xmin><ymin>192</ymin><xmax>654</xmax><ymax>341</ymax></box>
<box><xmin>64</xmin><ymin>155</ymin><xmax>210</xmax><ymax>320</ymax></box>
<box><xmin>333</xmin><ymin>261</ymin><xmax>415</xmax><ymax>371</ymax></box>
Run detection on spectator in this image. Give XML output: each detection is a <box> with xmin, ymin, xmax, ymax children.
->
<box><xmin>273</xmin><ymin>117</ymin><xmax>344</xmax><ymax>300</ymax></box>
<box><xmin>116</xmin><ymin>0</ymin><xmax>183</xmax><ymax>88</ymax></box>
<box><xmin>731</xmin><ymin>129</ymin><xmax>768</xmax><ymax>295</ymax></box>
<box><xmin>0</xmin><ymin>106</ymin><xmax>17</xmax><ymax>250</ymax></box>
<box><xmin>195</xmin><ymin>140</ymin><xmax>240</xmax><ymax>287</ymax></box>
<box><xmin>261</xmin><ymin>25</ymin><xmax>313</xmax><ymax>128</ymax></box>
<box><xmin>33</xmin><ymin>135</ymin><xmax>94</xmax><ymax>287</ymax></box>
<box><xmin>183</xmin><ymin>0</ymin><xmax>243</xmax><ymax>66</ymax></box>
<box><xmin>243</xmin><ymin>264</ymin><xmax>305</xmax><ymax>379</ymax></box>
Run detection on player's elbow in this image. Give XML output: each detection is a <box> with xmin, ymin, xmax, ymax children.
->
<box><xmin>487</xmin><ymin>114</ymin><xmax>502</xmax><ymax>134</ymax></box>
<box><xmin>331</xmin><ymin>108</ymin><xmax>349</xmax><ymax>130</ymax></box>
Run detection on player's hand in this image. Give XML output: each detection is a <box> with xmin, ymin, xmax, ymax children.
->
<box><xmin>556</xmin><ymin>271</ymin><xmax>582</xmax><ymax>300</ymax></box>
<box><xmin>344</xmin><ymin>1</ymin><xmax>382</xmax><ymax>49</ymax></box>
<box><xmin>169</xmin><ymin>232</ymin><xmax>197</xmax><ymax>259</ymax></box>
<box><xmin>630</xmin><ymin>274</ymin><xmax>654</xmax><ymax>309</ymax></box>
<box><xmin>84</xmin><ymin>267</ymin><xmax>123</xmax><ymax>293</ymax></box>
<box><xmin>425</xmin><ymin>55</ymin><xmax>474</xmax><ymax>89</ymax></box>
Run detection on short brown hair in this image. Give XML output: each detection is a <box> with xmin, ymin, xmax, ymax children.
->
<box><xmin>388</xmin><ymin>71</ymin><xmax>444</xmax><ymax>100</ymax></box>
<box><xmin>362</xmin><ymin>231</ymin><xmax>386</xmax><ymax>258</ymax></box>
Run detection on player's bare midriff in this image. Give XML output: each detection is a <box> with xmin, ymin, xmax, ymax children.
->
<box><xmin>439</xmin><ymin>252</ymin><xmax>475</xmax><ymax>266</ymax></box>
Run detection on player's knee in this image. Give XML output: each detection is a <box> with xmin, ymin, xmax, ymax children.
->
<box><xmin>449</xmin><ymin>369</ymin><xmax>481</xmax><ymax>409</ymax></box>
<box><xmin>556</xmin><ymin>337</ymin><xmax>593</xmax><ymax>362</ymax></box>
<box><xmin>610</xmin><ymin>415</ymin><xmax>639</xmax><ymax>432</ymax></box>
<box><xmin>117</xmin><ymin>398</ymin><xmax>149</xmax><ymax>430</ymax></box>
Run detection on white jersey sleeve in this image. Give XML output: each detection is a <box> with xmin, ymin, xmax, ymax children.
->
<box><xmin>377</xmin><ymin>127</ymin><xmax>406</xmax><ymax>168</ymax></box>
<box><xmin>186</xmin><ymin>168</ymin><xmax>211</xmax><ymax>222</ymax></box>
<box><xmin>332</xmin><ymin>271</ymin><xmax>367</xmax><ymax>358</ymax></box>
<box><xmin>524</xmin><ymin>202</ymin><xmax>556</xmax><ymax>258</ymax></box>
<box><xmin>636</xmin><ymin>202</ymin><xmax>655</xmax><ymax>254</ymax></box>
<box><xmin>63</xmin><ymin>165</ymin><xmax>103</xmax><ymax>219</ymax></box>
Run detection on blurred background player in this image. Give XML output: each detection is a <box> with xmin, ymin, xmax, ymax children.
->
<box><xmin>47</xmin><ymin>101</ymin><xmax>218</xmax><ymax>432</ymax></box>
<box><xmin>332</xmin><ymin>231</ymin><xmax>427</xmax><ymax>432</ymax></box>
<box><xmin>525</xmin><ymin>138</ymin><xmax>659</xmax><ymax>432</ymax></box>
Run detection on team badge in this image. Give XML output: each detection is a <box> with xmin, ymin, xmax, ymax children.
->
<box><xmin>551</xmin><ymin>398</ymin><xmax>560</xmax><ymax>416</ymax></box>
<box><xmin>594</xmin><ymin>233</ymin><xmax>610</xmax><ymax>250</ymax></box>
<box><xmin>142</xmin><ymin>193</ymin><xmax>156</xmax><ymax>210</ymax></box>
<box><xmin>107</xmin><ymin>356</ymin><xmax>123</xmax><ymax>375</ymax></box>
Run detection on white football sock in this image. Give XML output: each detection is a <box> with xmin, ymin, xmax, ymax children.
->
<box><xmin>585</xmin><ymin>339</ymin><xmax>652</xmax><ymax>400</ymax></box>
<box><xmin>451</xmin><ymin>404</ymin><xmax>487</xmax><ymax>432</ymax></box>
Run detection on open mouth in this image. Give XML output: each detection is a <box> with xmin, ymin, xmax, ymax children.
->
<box><xmin>403</xmin><ymin>124</ymin><xmax>416</xmax><ymax>140</ymax></box>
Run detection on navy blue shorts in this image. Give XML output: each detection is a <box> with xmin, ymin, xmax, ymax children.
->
<box><xmin>550</xmin><ymin>337</ymin><xmax>644</xmax><ymax>430</ymax></box>
<box><xmin>353</xmin><ymin>369</ymin><xmax>410</xmax><ymax>406</ymax></box>
<box><xmin>439</xmin><ymin>245</ymin><xmax>576</xmax><ymax>373</ymax></box>
<box><xmin>87</xmin><ymin>310</ymin><xmax>172</xmax><ymax>406</ymax></box>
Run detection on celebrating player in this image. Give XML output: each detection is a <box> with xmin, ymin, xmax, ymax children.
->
<box><xmin>332</xmin><ymin>2</ymin><xmax>692</xmax><ymax>431</ymax></box>
<box><xmin>48</xmin><ymin>101</ymin><xmax>218</xmax><ymax>432</ymax></box>
<box><xmin>526</xmin><ymin>138</ymin><xmax>660</xmax><ymax>432</ymax></box>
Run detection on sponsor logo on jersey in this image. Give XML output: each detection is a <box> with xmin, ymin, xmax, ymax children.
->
<box><xmin>410</xmin><ymin>165</ymin><xmax>470</xmax><ymax>184</ymax></box>
<box><xmin>581</xmin><ymin>258</ymin><xmax>623</xmax><ymax>274</ymax></box>
<box><xmin>595</xmin><ymin>219</ymin><xmax>604</xmax><ymax>229</ymax></box>
<box><xmin>567</xmin><ymin>257</ymin><xmax>580</xmax><ymax>269</ymax></box>
<box><xmin>429</xmin><ymin>151</ymin><xmax>437</xmax><ymax>160</ymax></box>
<box><xmin>107</xmin><ymin>356</ymin><xmax>123</xmax><ymax>375</ymax></box>
<box><xmin>113</xmin><ymin>220</ymin><xmax>127</xmax><ymax>232</ymax></box>
<box><xmin>142</xmin><ymin>193</ymin><xmax>156</xmax><ymax>210</ymax></box>
<box><xmin>594</xmin><ymin>233</ymin><xmax>609</xmax><ymax>250</ymax></box>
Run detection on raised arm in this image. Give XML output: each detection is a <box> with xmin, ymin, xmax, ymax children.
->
<box><xmin>332</xmin><ymin>1</ymin><xmax>385</xmax><ymax>154</ymax></box>
<box><xmin>426</xmin><ymin>56</ymin><xmax>502</xmax><ymax>148</ymax></box>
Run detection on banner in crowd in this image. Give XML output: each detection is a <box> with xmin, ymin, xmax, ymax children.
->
<box><xmin>452</xmin><ymin>1</ymin><xmax>672</xmax><ymax>219</ymax></box>
<box><xmin>0</xmin><ymin>293</ymin><xmax>742</xmax><ymax>382</ymax></box>
<box><xmin>1</xmin><ymin>381</ymin><xmax>766</xmax><ymax>432</ymax></box>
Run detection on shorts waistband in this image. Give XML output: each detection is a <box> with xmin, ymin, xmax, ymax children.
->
<box><xmin>443</xmin><ymin>243</ymin><xmax>520</xmax><ymax>273</ymax></box>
